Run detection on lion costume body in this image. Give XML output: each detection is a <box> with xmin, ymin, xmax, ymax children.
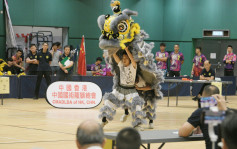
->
<box><xmin>98</xmin><ymin>1</ymin><xmax>164</xmax><ymax>128</ymax></box>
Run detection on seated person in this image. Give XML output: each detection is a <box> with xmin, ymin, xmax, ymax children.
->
<box><xmin>193</xmin><ymin>60</ymin><xmax>215</xmax><ymax>107</ymax></box>
<box><xmin>102</xmin><ymin>64</ymin><xmax>113</xmax><ymax>76</ymax></box>
<box><xmin>91</xmin><ymin>57</ymin><xmax>103</xmax><ymax>76</ymax></box>
<box><xmin>3</xmin><ymin>58</ymin><xmax>17</xmax><ymax>75</ymax></box>
<box><xmin>115</xmin><ymin>127</ymin><xmax>141</xmax><ymax>149</ymax></box>
<box><xmin>76</xmin><ymin>120</ymin><xmax>105</xmax><ymax>149</ymax></box>
<box><xmin>12</xmin><ymin>49</ymin><xmax>25</xmax><ymax>74</ymax></box>
<box><xmin>221</xmin><ymin>112</ymin><xmax>237</xmax><ymax>149</ymax></box>
<box><xmin>58</xmin><ymin>45</ymin><xmax>74</xmax><ymax>81</ymax></box>
<box><xmin>179</xmin><ymin>85</ymin><xmax>224</xmax><ymax>149</ymax></box>
<box><xmin>102</xmin><ymin>51</ymin><xmax>113</xmax><ymax>76</ymax></box>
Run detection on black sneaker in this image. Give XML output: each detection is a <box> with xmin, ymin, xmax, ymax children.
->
<box><xmin>192</xmin><ymin>96</ymin><xmax>200</xmax><ymax>101</ymax></box>
<box><xmin>33</xmin><ymin>96</ymin><xmax>38</xmax><ymax>100</ymax></box>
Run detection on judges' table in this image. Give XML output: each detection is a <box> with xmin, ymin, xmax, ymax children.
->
<box><xmin>164</xmin><ymin>79</ymin><xmax>233</xmax><ymax>107</ymax></box>
<box><xmin>105</xmin><ymin>130</ymin><xmax>204</xmax><ymax>149</ymax></box>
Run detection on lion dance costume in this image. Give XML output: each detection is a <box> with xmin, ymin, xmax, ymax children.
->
<box><xmin>98</xmin><ymin>0</ymin><xmax>164</xmax><ymax>129</ymax></box>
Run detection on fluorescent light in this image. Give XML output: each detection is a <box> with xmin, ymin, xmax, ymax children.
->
<box><xmin>212</xmin><ymin>31</ymin><xmax>224</xmax><ymax>36</ymax></box>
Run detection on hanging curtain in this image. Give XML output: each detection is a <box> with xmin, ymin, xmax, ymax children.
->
<box><xmin>4</xmin><ymin>0</ymin><xmax>17</xmax><ymax>48</ymax></box>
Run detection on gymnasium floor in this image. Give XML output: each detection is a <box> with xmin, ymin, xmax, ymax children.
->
<box><xmin>0</xmin><ymin>96</ymin><xmax>236</xmax><ymax>149</ymax></box>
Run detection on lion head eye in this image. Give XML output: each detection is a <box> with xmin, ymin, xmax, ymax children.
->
<box><xmin>117</xmin><ymin>21</ymin><xmax>128</xmax><ymax>33</ymax></box>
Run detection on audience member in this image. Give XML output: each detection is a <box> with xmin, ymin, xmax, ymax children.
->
<box><xmin>91</xmin><ymin>57</ymin><xmax>103</xmax><ymax>76</ymax></box>
<box><xmin>26</xmin><ymin>44</ymin><xmax>38</xmax><ymax>75</ymax></box>
<box><xmin>3</xmin><ymin>57</ymin><xmax>17</xmax><ymax>75</ymax></box>
<box><xmin>179</xmin><ymin>85</ymin><xmax>222</xmax><ymax>149</ymax></box>
<box><xmin>34</xmin><ymin>42</ymin><xmax>52</xmax><ymax>99</ymax></box>
<box><xmin>58</xmin><ymin>45</ymin><xmax>74</xmax><ymax>81</ymax></box>
<box><xmin>50</xmin><ymin>42</ymin><xmax>61</xmax><ymax>76</ymax></box>
<box><xmin>221</xmin><ymin>113</ymin><xmax>237</xmax><ymax>149</ymax></box>
<box><xmin>191</xmin><ymin>47</ymin><xmax>207</xmax><ymax>77</ymax></box>
<box><xmin>76</xmin><ymin>120</ymin><xmax>105</xmax><ymax>149</ymax></box>
<box><xmin>169</xmin><ymin>44</ymin><xmax>184</xmax><ymax>77</ymax></box>
<box><xmin>156</xmin><ymin>43</ymin><xmax>169</xmax><ymax>77</ymax></box>
<box><xmin>115</xmin><ymin>127</ymin><xmax>141</xmax><ymax>149</ymax></box>
<box><xmin>12</xmin><ymin>49</ymin><xmax>25</xmax><ymax>74</ymax></box>
<box><xmin>102</xmin><ymin>51</ymin><xmax>112</xmax><ymax>76</ymax></box>
<box><xmin>223</xmin><ymin>45</ymin><xmax>236</xmax><ymax>76</ymax></box>
<box><xmin>193</xmin><ymin>60</ymin><xmax>215</xmax><ymax>107</ymax></box>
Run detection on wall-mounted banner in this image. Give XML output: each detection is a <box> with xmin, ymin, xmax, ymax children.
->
<box><xmin>46</xmin><ymin>81</ymin><xmax>102</xmax><ymax>109</ymax></box>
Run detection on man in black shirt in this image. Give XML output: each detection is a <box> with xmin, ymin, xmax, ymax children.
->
<box><xmin>179</xmin><ymin>85</ymin><xmax>223</xmax><ymax>149</ymax></box>
<box><xmin>58</xmin><ymin>45</ymin><xmax>74</xmax><ymax>81</ymax></box>
<box><xmin>193</xmin><ymin>60</ymin><xmax>215</xmax><ymax>107</ymax></box>
<box><xmin>3</xmin><ymin>58</ymin><xmax>17</xmax><ymax>75</ymax></box>
<box><xmin>34</xmin><ymin>42</ymin><xmax>52</xmax><ymax>99</ymax></box>
<box><xmin>26</xmin><ymin>44</ymin><xmax>38</xmax><ymax>75</ymax></box>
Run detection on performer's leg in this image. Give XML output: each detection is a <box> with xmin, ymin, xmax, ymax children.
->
<box><xmin>120</xmin><ymin>108</ymin><xmax>129</xmax><ymax>122</ymax></box>
<box><xmin>99</xmin><ymin>92</ymin><xmax>122</xmax><ymax>127</ymax></box>
<box><xmin>143</xmin><ymin>91</ymin><xmax>156</xmax><ymax>129</ymax></box>
<box><xmin>130</xmin><ymin>95</ymin><xmax>146</xmax><ymax>130</ymax></box>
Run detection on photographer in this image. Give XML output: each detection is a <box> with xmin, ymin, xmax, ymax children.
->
<box><xmin>221</xmin><ymin>113</ymin><xmax>237</xmax><ymax>149</ymax></box>
<box><xmin>179</xmin><ymin>85</ymin><xmax>224</xmax><ymax>149</ymax></box>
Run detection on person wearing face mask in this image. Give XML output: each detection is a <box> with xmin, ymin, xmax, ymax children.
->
<box><xmin>223</xmin><ymin>45</ymin><xmax>236</xmax><ymax>76</ymax></box>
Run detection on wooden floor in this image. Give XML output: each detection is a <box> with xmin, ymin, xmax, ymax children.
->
<box><xmin>0</xmin><ymin>96</ymin><xmax>236</xmax><ymax>149</ymax></box>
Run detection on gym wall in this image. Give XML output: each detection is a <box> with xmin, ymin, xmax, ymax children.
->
<box><xmin>1</xmin><ymin>0</ymin><xmax>237</xmax><ymax>75</ymax></box>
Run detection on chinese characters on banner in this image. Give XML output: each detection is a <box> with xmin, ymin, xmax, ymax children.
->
<box><xmin>46</xmin><ymin>82</ymin><xmax>102</xmax><ymax>108</ymax></box>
